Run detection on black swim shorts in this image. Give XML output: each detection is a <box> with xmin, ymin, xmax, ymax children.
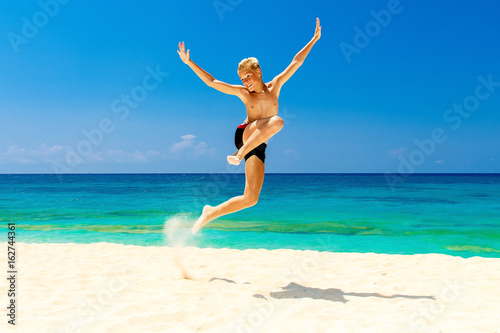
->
<box><xmin>234</xmin><ymin>123</ymin><xmax>267</xmax><ymax>163</ymax></box>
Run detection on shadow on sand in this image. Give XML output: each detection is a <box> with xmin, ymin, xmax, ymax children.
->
<box><xmin>262</xmin><ymin>282</ymin><xmax>436</xmax><ymax>303</ymax></box>
<box><xmin>209</xmin><ymin>278</ymin><xmax>435</xmax><ymax>303</ymax></box>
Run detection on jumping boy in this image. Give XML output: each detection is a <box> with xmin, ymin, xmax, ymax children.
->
<box><xmin>177</xmin><ymin>18</ymin><xmax>321</xmax><ymax>234</ymax></box>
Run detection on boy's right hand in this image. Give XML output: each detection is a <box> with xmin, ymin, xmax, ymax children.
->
<box><xmin>313</xmin><ymin>18</ymin><xmax>321</xmax><ymax>41</ymax></box>
<box><xmin>177</xmin><ymin>41</ymin><xmax>190</xmax><ymax>64</ymax></box>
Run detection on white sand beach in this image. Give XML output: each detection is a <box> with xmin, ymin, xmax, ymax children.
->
<box><xmin>1</xmin><ymin>242</ymin><xmax>499</xmax><ymax>333</ymax></box>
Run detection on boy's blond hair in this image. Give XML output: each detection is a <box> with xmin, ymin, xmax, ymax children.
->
<box><xmin>237</xmin><ymin>57</ymin><xmax>261</xmax><ymax>73</ymax></box>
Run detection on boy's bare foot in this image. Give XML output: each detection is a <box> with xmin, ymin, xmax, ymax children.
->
<box><xmin>227</xmin><ymin>151</ymin><xmax>242</xmax><ymax>165</ymax></box>
<box><xmin>227</xmin><ymin>155</ymin><xmax>241</xmax><ymax>165</ymax></box>
<box><xmin>192</xmin><ymin>205</ymin><xmax>215</xmax><ymax>234</ymax></box>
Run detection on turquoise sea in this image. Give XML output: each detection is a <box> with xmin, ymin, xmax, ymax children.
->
<box><xmin>2</xmin><ymin>174</ymin><xmax>500</xmax><ymax>258</ymax></box>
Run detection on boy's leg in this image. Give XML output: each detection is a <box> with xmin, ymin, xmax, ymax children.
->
<box><xmin>228</xmin><ymin>115</ymin><xmax>283</xmax><ymax>165</ymax></box>
<box><xmin>192</xmin><ymin>156</ymin><xmax>265</xmax><ymax>234</ymax></box>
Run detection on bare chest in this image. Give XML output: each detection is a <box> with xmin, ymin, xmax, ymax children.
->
<box><xmin>245</xmin><ymin>92</ymin><xmax>279</xmax><ymax>121</ymax></box>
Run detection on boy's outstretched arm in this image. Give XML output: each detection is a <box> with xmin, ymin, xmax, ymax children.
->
<box><xmin>177</xmin><ymin>41</ymin><xmax>245</xmax><ymax>97</ymax></box>
<box><xmin>273</xmin><ymin>18</ymin><xmax>321</xmax><ymax>92</ymax></box>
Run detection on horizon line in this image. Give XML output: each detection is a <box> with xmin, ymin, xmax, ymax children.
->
<box><xmin>1</xmin><ymin>172</ymin><xmax>499</xmax><ymax>176</ymax></box>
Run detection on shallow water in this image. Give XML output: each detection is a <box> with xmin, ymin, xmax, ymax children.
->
<box><xmin>2</xmin><ymin>173</ymin><xmax>499</xmax><ymax>258</ymax></box>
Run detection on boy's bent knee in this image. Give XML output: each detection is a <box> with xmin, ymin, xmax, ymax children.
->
<box><xmin>271</xmin><ymin>116</ymin><xmax>284</xmax><ymax>131</ymax></box>
<box><xmin>243</xmin><ymin>194</ymin><xmax>259</xmax><ymax>207</ymax></box>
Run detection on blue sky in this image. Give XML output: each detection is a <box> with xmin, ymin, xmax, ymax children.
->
<box><xmin>1</xmin><ymin>0</ymin><xmax>499</xmax><ymax>174</ymax></box>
